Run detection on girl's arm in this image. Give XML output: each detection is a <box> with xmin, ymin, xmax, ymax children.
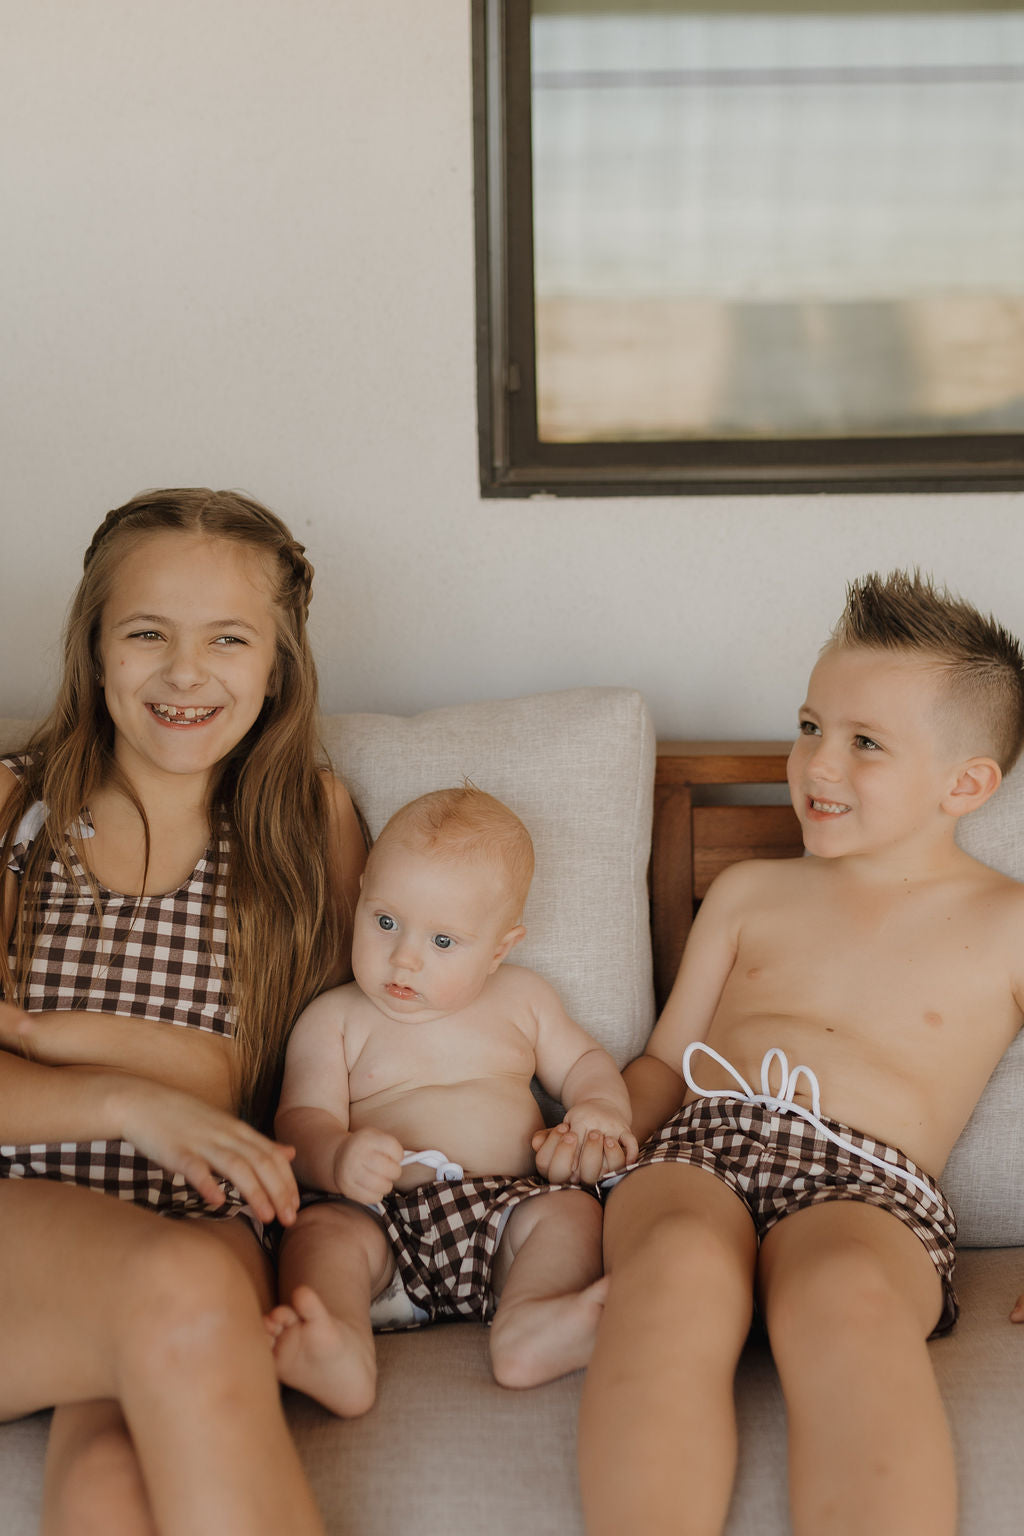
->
<box><xmin>0</xmin><ymin>1006</ymin><xmax>234</xmax><ymax>1108</ymax></box>
<box><xmin>0</xmin><ymin>1042</ymin><xmax>299</xmax><ymax>1225</ymax></box>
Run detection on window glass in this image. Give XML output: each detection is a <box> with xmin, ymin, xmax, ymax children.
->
<box><xmin>531</xmin><ymin>2</ymin><xmax>1024</xmax><ymax>446</ymax></box>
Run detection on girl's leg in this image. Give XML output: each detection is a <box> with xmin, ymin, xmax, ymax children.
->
<box><xmin>488</xmin><ymin>1187</ymin><xmax>606</xmax><ymax>1389</ymax></box>
<box><xmin>42</xmin><ymin>1400</ymin><xmax>156</xmax><ymax>1536</ymax></box>
<box><xmin>270</xmin><ymin>1200</ymin><xmax>394</xmax><ymax>1417</ymax></box>
<box><xmin>41</xmin><ymin>1215</ymin><xmax>275</xmax><ymax>1536</ymax></box>
<box><xmin>758</xmin><ymin>1200</ymin><xmax>956</xmax><ymax>1536</ymax></box>
<box><xmin>0</xmin><ymin>1181</ymin><xmax>324</xmax><ymax>1536</ymax></box>
<box><xmin>578</xmin><ymin>1165</ymin><xmax>757</xmax><ymax>1536</ymax></box>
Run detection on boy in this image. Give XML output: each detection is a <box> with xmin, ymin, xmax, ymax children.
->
<box><xmin>577</xmin><ymin>572</ymin><xmax>1024</xmax><ymax>1536</ymax></box>
<box><xmin>267</xmin><ymin>786</ymin><xmax>637</xmax><ymax>1416</ymax></box>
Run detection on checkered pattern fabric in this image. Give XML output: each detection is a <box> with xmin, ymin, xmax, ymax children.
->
<box><xmin>2</xmin><ymin>756</ymin><xmax>249</xmax><ymax>1225</ymax></box>
<box><xmin>369</xmin><ymin>1175</ymin><xmax>599</xmax><ymax>1325</ymax></box>
<box><xmin>614</xmin><ymin>1097</ymin><xmax>959</xmax><ymax>1335</ymax></box>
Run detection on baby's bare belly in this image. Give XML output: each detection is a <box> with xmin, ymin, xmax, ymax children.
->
<box><xmin>350</xmin><ymin>1077</ymin><xmax>547</xmax><ymax>1191</ymax></box>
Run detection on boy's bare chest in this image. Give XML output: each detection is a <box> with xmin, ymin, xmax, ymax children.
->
<box><xmin>726</xmin><ymin>888</ymin><xmax>1012</xmax><ymax>1047</ymax></box>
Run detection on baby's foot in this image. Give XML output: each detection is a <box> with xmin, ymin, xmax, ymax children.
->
<box><xmin>489</xmin><ymin>1275</ymin><xmax>610</xmax><ymax>1390</ymax></box>
<box><xmin>264</xmin><ymin>1284</ymin><xmax>377</xmax><ymax>1418</ymax></box>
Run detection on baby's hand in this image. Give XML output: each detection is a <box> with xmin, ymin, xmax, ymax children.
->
<box><xmin>333</xmin><ymin>1127</ymin><xmax>404</xmax><ymax>1204</ymax></box>
<box><xmin>564</xmin><ymin>1099</ymin><xmax>637</xmax><ymax>1164</ymax></box>
<box><xmin>532</xmin><ymin>1117</ymin><xmax>638</xmax><ymax>1186</ymax></box>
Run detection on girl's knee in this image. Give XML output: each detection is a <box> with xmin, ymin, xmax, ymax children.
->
<box><xmin>43</xmin><ymin>1414</ymin><xmax>154</xmax><ymax>1536</ymax></box>
<box><xmin>116</xmin><ymin>1224</ymin><xmax>261</xmax><ymax>1373</ymax></box>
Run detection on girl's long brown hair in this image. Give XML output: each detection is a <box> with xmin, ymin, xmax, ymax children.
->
<box><xmin>0</xmin><ymin>488</ymin><xmax>344</xmax><ymax>1125</ymax></box>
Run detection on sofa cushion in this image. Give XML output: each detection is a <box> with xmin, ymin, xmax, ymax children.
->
<box><xmin>946</xmin><ymin>758</ymin><xmax>1024</xmax><ymax>1245</ymax></box>
<box><xmin>320</xmin><ymin>687</ymin><xmax>656</xmax><ymax>1074</ymax></box>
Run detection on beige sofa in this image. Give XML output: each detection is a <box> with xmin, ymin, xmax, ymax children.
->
<box><xmin>3</xmin><ymin>687</ymin><xmax>1024</xmax><ymax>1534</ymax></box>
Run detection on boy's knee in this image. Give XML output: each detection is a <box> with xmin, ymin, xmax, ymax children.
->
<box><xmin>626</xmin><ymin>1208</ymin><xmax>747</xmax><ymax>1293</ymax></box>
<box><xmin>767</xmin><ymin>1235</ymin><xmax>912</xmax><ymax>1350</ymax></box>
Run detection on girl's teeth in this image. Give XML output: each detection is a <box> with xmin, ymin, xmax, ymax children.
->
<box><xmin>153</xmin><ymin>704</ymin><xmax>215</xmax><ymax>722</ymax></box>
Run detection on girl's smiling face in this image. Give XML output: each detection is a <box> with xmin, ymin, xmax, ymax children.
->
<box><xmin>98</xmin><ymin>530</ymin><xmax>280</xmax><ymax>792</ymax></box>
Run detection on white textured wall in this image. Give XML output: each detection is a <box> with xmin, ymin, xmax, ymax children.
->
<box><xmin>1</xmin><ymin>0</ymin><xmax>1021</xmax><ymax>739</ymax></box>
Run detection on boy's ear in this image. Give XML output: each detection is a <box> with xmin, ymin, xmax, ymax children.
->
<box><xmin>942</xmin><ymin>757</ymin><xmax>1002</xmax><ymax>818</ymax></box>
<box><xmin>488</xmin><ymin>923</ymin><xmax>526</xmax><ymax>972</ymax></box>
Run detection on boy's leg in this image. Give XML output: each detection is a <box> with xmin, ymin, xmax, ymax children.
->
<box><xmin>579</xmin><ymin>1164</ymin><xmax>758</xmax><ymax>1536</ymax></box>
<box><xmin>488</xmin><ymin>1186</ymin><xmax>605</xmax><ymax>1389</ymax></box>
<box><xmin>759</xmin><ymin>1199</ymin><xmax>955</xmax><ymax>1536</ymax></box>
<box><xmin>41</xmin><ymin>1216</ymin><xmax>273</xmax><ymax>1536</ymax></box>
<box><xmin>0</xmin><ymin>1180</ymin><xmax>324</xmax><ymax>1536</ymax></box>
<box><xmin>271</xmin><ymin>1199</ymin><xmax>394</xmax><ymax>1417</ymax></box>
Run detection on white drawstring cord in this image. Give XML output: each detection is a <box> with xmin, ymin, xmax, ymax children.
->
<box><xmin>400</xmin><ymin>1148</ymin><xmax>465</xmax><ymax>1182</ymax></box>
<box><xmin>682</xmin><ymin>1041</ymin><xmax>937</xmax><ymax>1204</ymax></box>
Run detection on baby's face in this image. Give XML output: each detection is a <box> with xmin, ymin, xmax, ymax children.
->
<box><xmin>788</xmin><ymin>645</ymin><xmax>960</xmax><ymax>861</ymax></box>
<box><xmin>352</xmin><ymin>839</ymin><xmax>521</xmax><ymax>1023</ymax></box>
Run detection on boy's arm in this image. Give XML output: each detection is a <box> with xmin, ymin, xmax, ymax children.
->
<box><xmin>629</xmin><ymin>860</ymin><xmax>747</xmax><ymax>1144</ymax></box>
<box><xmin>275</xmin><ymin>990</ymin><xmax>402</xmax><ymax>1203</ymax></box>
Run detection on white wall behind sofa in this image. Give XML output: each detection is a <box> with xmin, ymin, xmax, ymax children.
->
<box><xmin>1</xmin><ymin>0</ymin><xmax>1020</xmax><ymax>739</ymax></box>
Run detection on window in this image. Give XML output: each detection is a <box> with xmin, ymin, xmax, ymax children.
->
<box><xmin>474</xmin><ymin>0</ymin><xmax>1024</xmax><ymax>495</ymax></box>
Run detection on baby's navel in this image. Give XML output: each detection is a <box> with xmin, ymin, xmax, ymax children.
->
<box><xmin>923</xmin><ymin>1011</ymin><xmax>943</xmax><ymax>1029</ymax></box>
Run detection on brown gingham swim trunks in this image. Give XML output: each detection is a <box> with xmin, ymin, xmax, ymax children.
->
<box><xmin>376</xmin><ymin>1173</ymin><xmax>599</xmax><ymax>1325</ymax></box>
<box><xmin>604</xmin><ymin>1045</ymin><xmax>958</xmax><ymax>1337</ymax></box>
<box><xmin>306</xmin><ymin>1170</ymin><xmax>599</xmax><ymax>1327</ymax></box>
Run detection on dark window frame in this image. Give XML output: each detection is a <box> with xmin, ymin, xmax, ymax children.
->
<box><xmin>473</xmin><ymin>0</ymin><xmax>1024</xmax><ymax>498</ymax></box>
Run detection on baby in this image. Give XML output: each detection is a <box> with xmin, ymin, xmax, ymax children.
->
<box><xmin>267</xmin><ymin>785</ymin><xmax>637</xmax><ymax>1415</ymax></box>
<box><xmin>579</xmin><ymin>571</ymin><xmax>1024</xmax><ymax>1536</ymax></box>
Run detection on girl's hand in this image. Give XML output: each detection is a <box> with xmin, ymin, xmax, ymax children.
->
<box><xmin>332</xmin><ymin>1126</ymin><xmax>404</xmax><ymax>1204</ymax></box>
<box><xmin>114</xmin><ymin>1077</ymin><xmax>301</xmax><ymax>1227</ymax></box>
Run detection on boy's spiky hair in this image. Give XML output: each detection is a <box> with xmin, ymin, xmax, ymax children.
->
<box><xmin>372</xmin><ymin>784</ymin><xmax>535</xmax><ymax>922</ymax></box>
<box><xmin>831</xmin><ymin>570</ymin><xmax>1024</xmax><ymax>772</ymax></box>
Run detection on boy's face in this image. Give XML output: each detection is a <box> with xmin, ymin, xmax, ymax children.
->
<box><xmin>787</xmin><ymin>645</ymin><xmax>963</xmax><ymax>862</ymax></box>
<box><xmin>351</xmin><ymin>838</ymin><xmax>524</xmax><ymax>1023</ymax></box>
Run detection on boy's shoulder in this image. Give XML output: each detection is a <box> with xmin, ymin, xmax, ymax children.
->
<box><xmin>703</xmin><ymin>854</ymin><xmax>810</xmax><ymax>912</ymax></box>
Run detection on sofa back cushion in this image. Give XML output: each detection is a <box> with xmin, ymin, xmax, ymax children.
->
<box><xmin>320</xmin><ymin>687</ymin><xmax>656</xmax><ymax>1080</ymax></box>
<box><xmin>946</xmin><ymin>758</ymin><xmax>1024</xmax><ymax>1245</ymax></box>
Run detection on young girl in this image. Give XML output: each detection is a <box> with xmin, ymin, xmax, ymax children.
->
<box><xmin>0</xmin><ymin>488</ymin><xmax>366</xmax><ymax>1535</ymax></box>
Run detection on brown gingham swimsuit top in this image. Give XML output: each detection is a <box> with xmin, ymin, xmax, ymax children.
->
<box><xmin>1</xmin><ymin>754</ymin><xmax>248</xmax><ymax>1221</ymax></box>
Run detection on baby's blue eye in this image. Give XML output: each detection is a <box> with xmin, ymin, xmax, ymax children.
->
<box><xmin>433</xmin><ymin>934</ymin><xmax>453</xmax><ymax>950</ymax></box>
<box><xmin>377</xmin><ymin>914</ymin><xmax>395</xmax><ymax>931</ymax></box>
